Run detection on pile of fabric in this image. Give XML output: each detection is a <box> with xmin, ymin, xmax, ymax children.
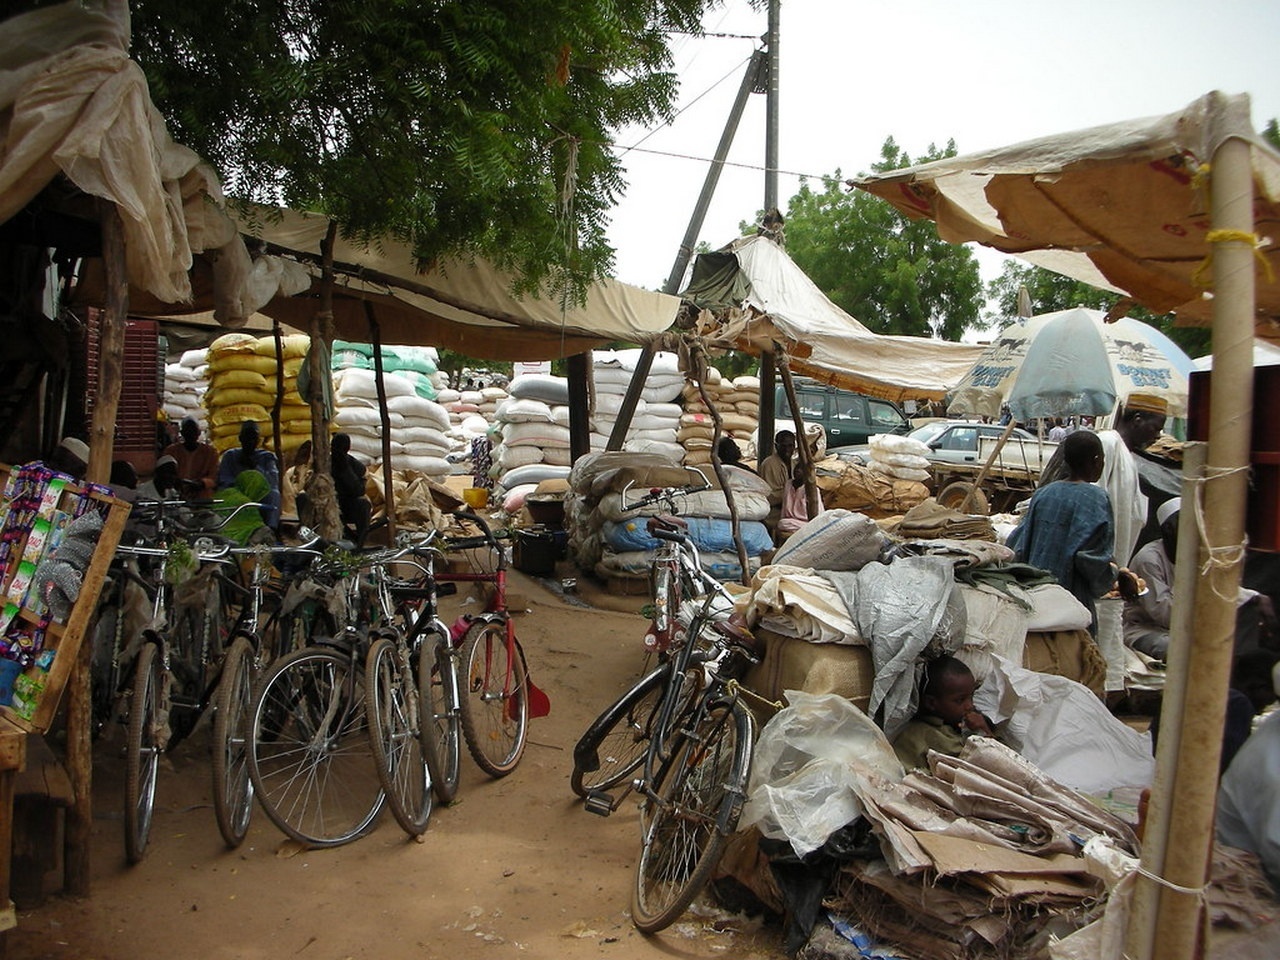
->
<box><xmin>163</xmin><ymin>348</ymin><xmax>209</xmax><ymax>431</ymax></box>
<box><xmin>589</xmin><ymin>349</ymin><xmax>684</xmax><ymax>460</ymax></box>
<box><xmin>564</xmin><ymin>451</ymin><xmax>772</xmax><ymax>585</ymax></box>
<box><xmin>202</xmin><ymin>332</ymin><xmax>312</xmax><ymax>458</ymax></box>
<box><xmin>814</xmin><ymin>457</ymin><xmax>931</xmax><ymax>519</ymax></box>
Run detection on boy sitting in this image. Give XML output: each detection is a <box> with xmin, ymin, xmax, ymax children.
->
<box><xmin>892</xmin><ymin>655</ymin><xmax>996</xmax><ymax>771</ymax></box>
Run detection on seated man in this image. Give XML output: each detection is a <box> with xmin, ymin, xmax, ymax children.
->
<box><xmin>216</xmin><ymin>420</ymin><xmax>280</xmax><ymax>529</ymax></box>
<box><xmin>163</xmin><ymin>417</ymin><xmax>219</xmax><ymax>497</ymax></box>
<box><xmin>1126</xmin><ymin>497</ymin><xmax>1277</xmax><ymax>662</ymax></box>
<box><xmin>759</xmin><ymin>429</ymin><xmax>796</xmax><ymax>536</ymax></box>
<box><xmin>892</xmin><ymin>655</ymin><xmax>996</xmax><ymax>771</ymax></box>
<box><xmin>1217</xmin><ymin>659</ymin><xmax>1280</xmax><ymax>892</ymax></box>
<box><xmin>137</xmin><ymin>455</ymin><xmax>181</xmax><ymax>501</ymax></box>
<box><xmin>331</xmin><ymin>433</ymin><xmax>371</xmax><ymax>547</ymax></box>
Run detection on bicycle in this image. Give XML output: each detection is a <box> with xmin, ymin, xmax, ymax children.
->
<box><xmin>570</xmin><ymin>477</ymin><xmax>762</xmax><ymax>933</ymax></box>
<box><xmin>107</xmin><ymin>497</ymin><xmax>265</xmax><ymax>863</ymax></box>
<box><xmin>210</xmin><ymin>532</ymin><xmax>326</xmax><ymax>848</ymax></box>
<box><xmin>435</xmin><ymin>511</ymin><xmax>541</xmax><ymax>779</ymax></box>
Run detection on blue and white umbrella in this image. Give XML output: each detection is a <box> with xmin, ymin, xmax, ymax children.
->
<box><xmin>948</xmin><ymin>307</ymin><xmax>1194</xmax><ymax>422</ymax></box>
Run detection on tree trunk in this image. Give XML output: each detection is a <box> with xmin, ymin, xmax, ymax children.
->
<box><xmin>305</xmin><ymin>221</ymin><xmax>341</xmax><ymax>540</ymax></box>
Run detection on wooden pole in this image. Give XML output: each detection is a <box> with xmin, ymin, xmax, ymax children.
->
<box><xmin>67</xmin><ymin>203</ymin><xmax>129</xmax><ymax>895</ymax></box>
<box><xmin>566</xmin><ymin>353</ymin><xmax>591</xmax><ymax>462</ymax></box>
<box><xmin>365</xmin><ymin>302</ymin><xmax>396</xmax><ymax>542</ymax></box>
<box><xmin>778</xmin><ymin>361</ymin><xmax>819</xmax><ymax>517</ymax></box>
<box><xmin>1149</xmin><ymin>133</ymin><xmax>1257</xmax><ymax>960</ymax></box>
<box><xmin>271</xmin><ymin>320</ymin><xmax>285</xmax><ymax>470</ymax></box>
<box><xmin>758</xmin><ymin>351</ymin><xmax>777</xmax><ymax>461</ymax></box>
<box><xmin>1125</xmin><ymin>443</ymin><xmax>1206</xmax><ymax>959</ymax></box>
<box><xmin>958</xmin><ymin>420</ymin><xmax>1016</xmax><ymax>514</ymax></box>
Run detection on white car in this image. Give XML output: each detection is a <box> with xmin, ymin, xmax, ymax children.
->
<box><xmin>837</xmin><ymin>421</ymin><xmax>1038</xmax><ymax>467</ymax></box>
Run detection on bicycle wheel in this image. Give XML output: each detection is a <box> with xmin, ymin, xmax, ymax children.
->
<box><xmin>366</xmin><ymin>635</ymin><xmax>432</xmax><ymax>836</ymax></box>
<box><xmin>211</xmin><ymin>636</ymin><xmax>256</xmax><ymax>848</ymax></box>
<box><xmin>419</xmin><ymin>631</ymin><xmax>461</xmax><ymax>804</ymax></box>
<box><xmin>630</xmin><ymin>700</ymin><xmax>755</xmax><ymax>934</ymax></box>
<box><xmin>166</xmin><ymin>598</ymin><xmax>222</xmax><ymax>748</ymax></box>
<box><xmin>458</xmin><ymin>619</ymin><xmax>528</xmax><ymax>778</ymax></box>
<box><xmin>124</xmin><ymin>641</ymin><xmax>163</xmax><ymax>864</ymax></box>
<box><xmin>571</xmin><ymin>665</ymin><xmax>669</xmax><ymax>799</ymax></box>
<box><xmin>248</xmin><ymin>645</ymin><xmax>385</xmax><ymax>848</ymax></box>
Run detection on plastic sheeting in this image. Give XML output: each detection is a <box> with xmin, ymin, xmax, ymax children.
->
<box><xmin>965</xmin><ymin>653</ymin><xmax>1154</xmax><ymax>793</ymax></box>
<box><xmin>741</xmin><ymin>691</ymin><xmax>903</xmax><ymax>858</ymax></box>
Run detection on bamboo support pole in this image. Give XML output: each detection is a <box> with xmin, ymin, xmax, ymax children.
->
<box><xmin>1150</xmin><ymin>134</ymin><xmax>1257</xmax><ymax>960</ymax></box>
<box><xmin>777</xmin><ymin>362</ymin><xmax>820</xmax><ymax>517</ymax></box>
<box><xmin>365</xmin><ymin>303</ymin><xmax>396</xmax><ymax>543</ymax></box>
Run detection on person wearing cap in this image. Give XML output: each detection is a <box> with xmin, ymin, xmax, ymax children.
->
<box><xmin>49</xmin><ymin>437</ymin><xmax>89</xmax><ymax>479</ymax></box>
<box><xmin>163</xmin><ymin>417</ymin><xmax>219</xmax><ymax>497</ymax></box>
<box><xmin>1124</xmin><ymin>496</ymin><xmax>1277</xmax><ymax>662</ymax></box>
<box><xmin>137</xmin><ymin>455</ymin><xmax>181</xmax><ymax>501</ymax></box>
<box><xmin>216</xmin><ymin>421</ymin><xmax>280</xmax><ymax>529</ymax></box>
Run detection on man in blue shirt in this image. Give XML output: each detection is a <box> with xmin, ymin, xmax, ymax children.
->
<box><xmin>216</xmin><ymin>420</ymin><xmax>281</xmax><ymax>529</ymax></box>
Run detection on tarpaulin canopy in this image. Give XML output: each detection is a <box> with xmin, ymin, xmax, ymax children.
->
<box><xmin>680</xmin><ymin>234</ymin><xmax>984</xmax><ymax>402</ymax></box>
<box><xmin>0</xmin><ymin>0</ymin><xmax>252</xmax><ymax>325</ymax></box>
<box><xmin>851</xmin><ymin>91</ymin><xmax>1280</xmax><ymax>337</ymax></box>
<box><xmin>229</xmin><ymin>207</ymin><xmax>682</xmax><ymax>361</ymax></box>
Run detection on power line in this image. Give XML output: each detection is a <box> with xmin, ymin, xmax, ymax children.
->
<box><xmin>618</xmin><ymin>53</ymin><xmax>757</xmax><ymax>156</ymax></box>
<box><xmin>604</xmin><ymin>139</ymin><xmax>837</xmax><ymax>184</ymax></box>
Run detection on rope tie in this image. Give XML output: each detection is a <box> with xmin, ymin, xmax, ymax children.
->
<box><xmin>1135</xmin><ymin>865</ymin><xmax>1208</xmax><ymax>899</ymax></box>
<box><xmin>726</xmin><ymin>678</ymin><xmax>784</xmax><ymax>712</ymax></box>
<box><xmin>1189</xmin><ymin>464</ymin><xmax>1252</xmax><ymax>602</ymax></box>
<box><xmin>1191</xmin><ymin>229</ymin><xmax>1276</xmax><ymax>288</ymax></box>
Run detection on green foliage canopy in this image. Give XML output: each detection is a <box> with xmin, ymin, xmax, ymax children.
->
<box><xmin>753</xmin><ymin>137</ymin><xmax>983</xmax><ymax>341</ymax></box>
<box><xmin>10</xmin><ymin>0</ymin><xmax>719</xmax><ymax>300</ymax></box>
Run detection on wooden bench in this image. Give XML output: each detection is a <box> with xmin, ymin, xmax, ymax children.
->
<box><xmin>0</xmin><ymin>716</ymin><xmax>27</xmax><ymax>957</ymax></box>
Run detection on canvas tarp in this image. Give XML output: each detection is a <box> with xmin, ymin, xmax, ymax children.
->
<box><xmin>851</xmin><ymin>91</ymin><xmax>1280</xmax><ymax>336</ymax></box>
<box><xmin>0</xmin><ymin>0</ymin><xmax>253</xmax><ymax>325</ymax></box>
<box><xmin>681</xmin><ymin>234</ymin><xmax>985</xmax><ymax>402</ymax></box>
<box><xmin>229</xmin><ymin>207</ymin><xmax>682</xmax><ymax>361</ymax></box>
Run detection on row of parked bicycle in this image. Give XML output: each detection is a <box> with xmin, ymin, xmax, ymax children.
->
<box><xmin>97</xmin><ymin>465</ymin><xmax>768</xmax><ymax>936</ymax></box>
<box><xmin>93</xmin><ymin>498</ymin><xmax>533</xmax><ymax>862</ymax></box>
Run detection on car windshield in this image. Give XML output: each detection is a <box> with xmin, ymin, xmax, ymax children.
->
<box><xmin>908</xmin><ymin>422</ymin><xmax>949</xmax><ymax>445</ymax></box>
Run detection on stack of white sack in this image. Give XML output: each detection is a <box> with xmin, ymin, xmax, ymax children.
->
<box><xmin>332</xmin><ymin>368</ymin><xmax>456</xmax><ymax>476</ymax></box>
<box><xmin>866</xmin><ymin>432</ymin><xmax>932</xmax><ymax>483</ymax></box>
<box><xmin>330</xmin><ymin>339</ymin><xmax>450</xmax><ymax>401</ymax></box>
<box><xmin>488</xmin><ymin>375</ymin><xmax>573</xmax><ymax>511</ymax></box>
<box><xmin>203</xmin><ymin>332</ymin><xmax>312</xmax><ymax>458</ymax></box>
<box><xmin>680</xmin><ymin>370</ymin><xmax>761</xmax><ymax>464</ymax></box>
<box><xmin>164</xmin><ymin>348</ymin><xmax>210</xmax><ymax>431</ymax></box>
<box><xmin>590</xmin><ymin>349</ymin><xmax>684</xmax><ymax>461</ymax></box>
<box><xmin>565</xmin><ymin>451</ymin><xmax>772</xmax><ymax>584</ymax></box>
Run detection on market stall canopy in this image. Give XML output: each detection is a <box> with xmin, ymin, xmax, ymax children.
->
<box><xmin>680</xmin><ymin>234</ymin><xmax>984</xmax><ymax>402</ymax></box>
<box><xmin>0</xmin><ymin>1</ymin><xmax>253</xmax><ymax>325</ymax></box>
<box><xmin>1193</xmin><ymin>337</ymin><xmax>1280</xmax><ymax>370</ymax></box>
<box><xmin>227</xmin><ymin>207</ymin><xmax>682</xmax><ymax>361</ymax></box>
<box><xmin>851</xmin><ymin>91</ymin><xmax>1280</xmax><ymax>336</ymax></box>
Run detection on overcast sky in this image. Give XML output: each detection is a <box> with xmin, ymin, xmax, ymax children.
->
<box><xmin>605</xmin><ymin>0</ymin><xmax>1280</xmax><ymax>299</ymax></box>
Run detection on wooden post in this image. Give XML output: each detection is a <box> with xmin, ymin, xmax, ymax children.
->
<box><xmin>758</xmin><ymin>351</ymin><xmax>777</xmax><ymax>461</ymax></box>
<box><xmin>1149</xmin><ymin>134</ymin><xmax>1257</xmax><ymax>960</ymax></box>
<box><xmin>365</xmin><ymin>302</ymin><xmax>396</xmax><ymax>542</ymax></box>
<box><xmin>566</xmin><ymin>353</ymin><xmax>591</xmax><ymax>462</ymax></box>
<box><xmin>67</xmin><ymin>203</ymin><xmax>129</xmax><ymax>895</ymax></box>
<box><xmin>271</xmin><ymin>320</ymin><xmax>285</xmax><ymax>470</ymax></box>
<box><xmin>958</xmin><ymin>420</ymin><xmax>1016</xmax><ymax>514</ymax></box>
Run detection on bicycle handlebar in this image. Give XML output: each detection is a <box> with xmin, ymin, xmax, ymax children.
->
<box><xmin>619</xmin><ymin>466</ymin><xmax>712</xmax><ymax>514</ymax></box>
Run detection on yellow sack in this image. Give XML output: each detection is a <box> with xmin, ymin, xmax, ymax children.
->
<box><xmin>208</xmin><ymin>332</ymin><xmax>259</xmax><ymax>356</ymax></box>
<box><xmin>211</xmin><ymin>422</ymin><xmax>243</xmax><ymax>440</ymax></box>
<box><xmin>277</xmin><ymin>405</ymin><xmax>313</xmax><ymax>422</ymax></box>
<box><xmin>282</xmin><ymin>357</ymin><xmax>306</xmax><ymax>378</ymax></box>
<box><xmin>210</xmin><ymin>403</ymin><xmax>270</xmax><ymax>428</ymax></box>
<box><xmin>208</xmin><ymin>368</ymin><xmax>269</xmax><ymax>390</ymax></box>
<box><xmin>252</xmin><ymin>334</ymin><xmax>310</xmax><ymax>359</ymax></box>
<box><xmin>207</xmin><ymin>353</ymin><xmax>278</xmax><ymax>377</ymax></box>
<box><xmin>207</xmin><ymin>387</ymin><xmax>277</xmax><ymax>408</ymax></box>
<box><xmin>284</xmin><ymin>419</ymin><xmax>315</xmax><ymax>434</ymax></box>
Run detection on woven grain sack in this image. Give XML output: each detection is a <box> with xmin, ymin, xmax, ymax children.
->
<box><xmin>209</xmin><ymin>368</ymin><xmax>269</xmax><ymax>391</ymax></box>
<box><xmin>210</xmin><ymin>403</ymin><xmax>270</xmax><ymax>428</ymax></box>
<box><xmin>335</xmin><ymin>367</ymin><xmax>414</xmax><ymax>400</ymax></box>
<box><xmin>277</xmin><ymin>405</ymin><xmax>312</xmax><ymax>422</ymax></box>
<box><xmin>251</xmin><ymin>334</ymin><xmax>310</xmax><ymax>359</ymax></box>
<box><xmin>497</xmin><ymin>445</ymin><xmax>544</xmax><ymax>469</ymax></box>
<box><xmin>208</xmin><ymin>332</ymin><xmax>259</xmax><ymax>356</ymax></box>
<box><xmin>772</xmin><ymin>509</ymin><xmax>890</xmax><ymax>572</ymax></box>
<box><xmin>542</xmin><ymin>447</ymin><xmax>571</xmax><ymax>466</ymax></box>
<box><xmin>503</xmin><ymin>421</ymin><xmax>571</xmax><ymax>449</ymax></box>
<box><xmin>496</xmin><ymin>397</ymin><xmax>555</xmax><ymax>424</ymax></box>
<box><xmin>867</xmin><ymin>459</ymin><xmax>931</xmax><ymax>483</ymax></box>
<box><xmin>284</xmin><ymin>419</ymin><xmax>314</xmax><ymax>434</ymax></box>
<box><xmin>678</xmin><ymin>424</ymin><xmax>715</xmax><ymax>443</ymax></box>
<box><xmin>871</xmin><ymin>451</ymin><xmax>930</xmax><ymax>471</ymax></box>
<box><xmin>743</xmin><ymin>629</ymin><xmax>873</xmax><ymax>713</ymax></box>
<box><xmin>206</xmin><ymin>387</ymin><xmax>277</xmax><ymax>408</ymax></box>
<box><xmin>208</xmin><ymin>353</ymin><xmax>278</xmax><ymax>377</ymax></box>
<box><xmin>395</xmin><ymin>454</ymin><xmax>451</xmax><ymax>476</ymax></box>
<box><xmin>869</xmin><ymin>433</ymin><xmax>931</xmax><ymax>458</ymax></box>
<box><xmin>387</xmin><ymin>394</ymin><xmax>450</xmax><ymax>431</ymax></box>
<box><xmin>721</xmin><ymin>413</ymin><xmax>756</xmax><ymax>434</ymax></box>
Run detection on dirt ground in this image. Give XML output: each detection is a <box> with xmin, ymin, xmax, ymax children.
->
<box><xmin>7</xmin><ymin>562</ymin><xmax>783</xmax><ymax>960</ymax></box>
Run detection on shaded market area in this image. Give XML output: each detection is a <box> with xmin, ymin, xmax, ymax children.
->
<box><xmin>3</xmin><ymin>4</ymin><xmax>1280</xmax><ymax>960</ymax></box>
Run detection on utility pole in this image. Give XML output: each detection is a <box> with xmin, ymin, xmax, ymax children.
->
<box><xmin>758</xmin><ymin>0</ymin><xmax>782</xmax><ymax>461</ymax></box>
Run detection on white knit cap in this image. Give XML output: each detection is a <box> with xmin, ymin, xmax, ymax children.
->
<box><xmin>1156</xmin><ymin>497</ymin><xmax>1181</xmax><ymax>527</ymax></box>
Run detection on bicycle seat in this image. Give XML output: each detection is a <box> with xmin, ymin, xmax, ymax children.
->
<box><xmin>711</xmin><ymin>615</ymin><xmax>762</xmax><ymax>655</ymax></box>
<box><xmin>645</xmin><ymin>515</ymin><xmax>688</xmax><ymax>535</ymax></box>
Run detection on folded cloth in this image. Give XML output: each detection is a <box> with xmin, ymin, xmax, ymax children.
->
<box><xmin>898</xmin><ymin>498</ymin><xmax>997</xmax><ymax>542</ymax></box>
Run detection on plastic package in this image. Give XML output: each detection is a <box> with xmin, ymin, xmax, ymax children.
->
<box><xmin>741</xmin><ymin>690</ymin><xmax>903</xmax><ymax>857</ymax></box>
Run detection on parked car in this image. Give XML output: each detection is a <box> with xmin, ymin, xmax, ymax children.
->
<box><xmin>837</xmin><ymin>421</ymin><xmax>1038</xmax><ymax>467</ymax></box>
<box><xmin>775</xmin><ymin>379</ymin><xmax>911</xmax><ymax>450</ymax></box>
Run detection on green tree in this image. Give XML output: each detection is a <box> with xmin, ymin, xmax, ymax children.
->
<box><xmin>753</xmin><ymin>137</ymin><xmax>983</xmax><ymax>340</ymax></box>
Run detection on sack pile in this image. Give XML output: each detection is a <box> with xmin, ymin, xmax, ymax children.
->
<box><xmin>679</xmin><ymin>371</ymin><xmax>760</xmax><ymax>465</ymax></box>
<box><xmin>203</xmin><ymin>333</ymin><xmax>312</xmax><ymax>456</ymax></box>
<box><xmin>164</xmin><ymin>348</ymin><xmax>210</xmax><ymax>431</ymax></box>
<box><xmin>331</xmin><ymin>340</ymin><xmax>448</xmax><ymax>401</ymax></box>
<box><xmin>590</xmin><ymin>349</ymin><xmax>684</xmax><ymax>461</ymax></box>
<box><xmin>866</xmin><ymin>432</ymin><xmax>932</xmax><ymax>483</ymax></box>
<box><xmin>331</xmin><ymin>368</ymin><xmax>456</xmax><ymax>476</ymax></box>
<box><xmin>565</xmin><ymin>451</ymin><xmax>771</xmax><ymax>586</ymax></box>
<box><xmin>489</xmin><ymin>375</ymin><xmax>573</xmax><ymax>512</ymax></box>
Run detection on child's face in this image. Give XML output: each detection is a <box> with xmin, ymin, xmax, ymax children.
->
<box><xmin>924</xmin><ymin>674</ymin><xmax>976</xmax><ymax>726</ymax></box>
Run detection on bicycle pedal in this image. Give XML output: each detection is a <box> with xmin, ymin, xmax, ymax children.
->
<box><xmin>583</xmin><ymin>791</ymin><xmax>617</xmax><ymax>817</ymax></box>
